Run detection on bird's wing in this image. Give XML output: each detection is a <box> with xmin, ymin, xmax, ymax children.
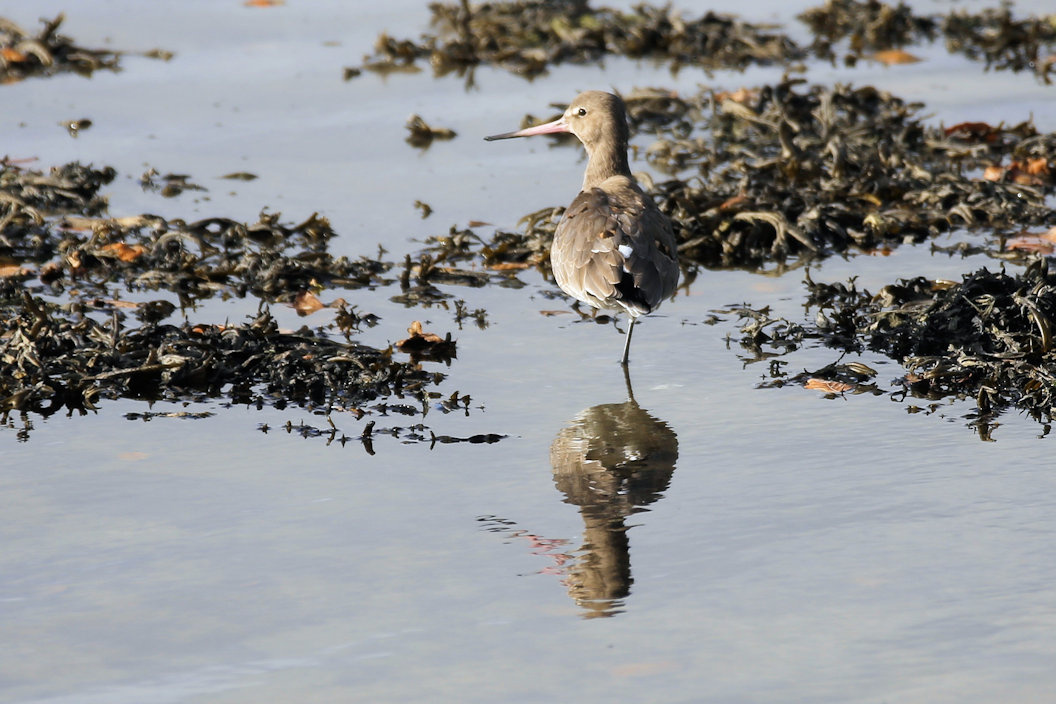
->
<box><xmin>552</xmin><ymin>188</ymin><xmax>625</xmax><ymax>306</ymax></box>
<box><xmin>618</xmin><ymin>203</ymin><xmax>679</xmax><ymax>309</ymax></box>
<box><xmin>553</xmin><ymin>185</ymin><xmax>680</xmax><ymax>313</ymax></box>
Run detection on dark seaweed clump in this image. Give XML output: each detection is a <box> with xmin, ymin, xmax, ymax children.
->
<box><xmin>1</xmin><ymin>160</ymin><xmax>463</xmax><ymax>443</ymax></box>
<box><xmin>799</xmin><ymin>0</ymin><xmax>937</xmax><ymax>54</ymax></box>
<box><xmin>0</xmin><ymin>14</ymin><xmax>121</xmax><ymax>82</ymax></box>
<box><xmin>801</xmin><ymin>0</ymin><xmax>1056</xmax><ymax>81</ymax></box>
<box><xmin>1</xmin><ymin>297</ymin><xmax>439</xmax><ymax>422</ymax></box>
<box><xmin>642</xmin><ymin>79</ymin><xmax>1056</xmax><ymax>270</ymax></box>
<box><xmin>349</xmin><ymin>0</ymin><xmax>803</xmax><ymax>81</ymax></box>
<box><xmin>0</xmin><ymin>159</ymin><xmax>114</xmax><ymax>226</ymax></box>
<box><xmin>350</xmin><ymin>0</ymin><xmax>1056</xmax><ymax>83</ymax></box>
<box><xmin>1</xmin><ymin>159</ymin><xmax>391</xmax><ymax>306</ymax></box>
<box><xmin>732</xmin><ymin>261</ymin><xmax>1056</xmax><ymax>432</ymax></box>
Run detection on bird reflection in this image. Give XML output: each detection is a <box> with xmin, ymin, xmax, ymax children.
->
<box><xmin>550</xmin><ymin>368</ymin><xmax>677</xmax><ymax>618</ymax></box>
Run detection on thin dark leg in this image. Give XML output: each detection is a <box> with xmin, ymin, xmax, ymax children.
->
<box><xmin>620</xmin><ymin>317</ymin><xmax>636</xmax><ymax>365</ymax></box>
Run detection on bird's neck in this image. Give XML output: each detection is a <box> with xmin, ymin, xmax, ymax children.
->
<box><xmin>582</xmin><ymin>140</ymin><xmax>631</xmax><ymax>191</ymax></box>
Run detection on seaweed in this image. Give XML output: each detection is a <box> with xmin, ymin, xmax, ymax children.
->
<box><xmin>347</xmin><ymin>0</ymin><xmax>803</xmax><ymax>82</ymax></box>
<box><xmin>731</xmin><ymin>261</ymin><xmax>1056</xmax><ymax>434</ymax></box>
<box><xmin>0</xmin><ymin>14</ymin><xmax>121</xmax><ymax>82</ymax></box>
<box><xmin>0</xmin><ymin>160</ymin><xmax>473</xmax><ymax>445</ymax></box>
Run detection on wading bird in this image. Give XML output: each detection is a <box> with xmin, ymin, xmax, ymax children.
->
<box><xmin>485</xmin><ymin>91</ymin><xmax>679</xmax><ymax>365</ymax></box>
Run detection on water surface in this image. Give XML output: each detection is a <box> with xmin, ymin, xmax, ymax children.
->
<box><xmin>2</xmin><ymin>1</ymin><xmax>1055</xmax><ymax>702</ymax></box>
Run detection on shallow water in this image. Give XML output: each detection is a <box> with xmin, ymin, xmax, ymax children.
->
<box><xmin>3</xmin><ymin>1</ymin><xmax>1056</xmax><ymax>702</ymax></box>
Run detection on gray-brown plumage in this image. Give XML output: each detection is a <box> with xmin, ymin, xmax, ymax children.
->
<box><xmin>486</xmin><ymin>91</ymin><xmax>679</xmax><ymax>364</ymax></box>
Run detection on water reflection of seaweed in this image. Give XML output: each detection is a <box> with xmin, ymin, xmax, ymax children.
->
<box><xmin>550</xmin><ymin>371</ymin><xmax>677</xmax><ymax>618</ymax></box>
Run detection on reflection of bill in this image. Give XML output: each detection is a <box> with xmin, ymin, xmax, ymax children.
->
<box><xmin>550</xmin><ymin>385</ymin><xmax>678</xmax><ymax>618</ymax></box>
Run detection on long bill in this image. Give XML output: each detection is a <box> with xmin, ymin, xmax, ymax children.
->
<box><xmin>484</xmin><ymin>116</ymin><xmax>569</xmax><ymax>141</ymax></box>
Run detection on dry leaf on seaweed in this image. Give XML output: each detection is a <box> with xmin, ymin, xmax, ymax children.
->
<box><xmin>86</xmin><ymin>297</ymin><xmax>140</xmax><ymax>309</ymax></box>
<box><xmin>1006</xmin><ymin>226</ymin><xmax>1056</xmax><ymax>254</ymax></box>
<box><xmin>98</xmin><ymin>242</ymin><xmax>146</xmax><ymax>262</ymax></box>
<box><xmin>291</xmin><ymin>290</ymin><xmax>348</xmax><ymax>316</ymax></box>
<box><xmin>293</xmin><ymin>290</ymin><xmax>326</xmax><ymax>315</ymax></box>
<box><xmin>944</xmin><ymin>121</ymin><xmax>1000</xmax><ymax>142</ymax></box>
<box><xmin>804</xmin><ymin>378</ymin><xmax>854</xmax><ymax>393</ymax></box>
<box><xmin>983</xmin><ymin>158</ymin><xmax>1051</xmax><ymax>186</ymax></box>
<box><xmin>396</xmin><ymin>320</ymin><xmax>456</xmax><ymax>363</ymax></box>
<box><xmin>1</xmin><ymin>47</ymin><xmax>28</xmax><ymax>63</ymax></box>
<box><xmin>870</xmin><ymin>49</ymin><xmax>921</xmax><ymax>65</ymax></box>
<box><xmin>0</xmin><ymin>263</ymin><xmax>31</xmax><ymax>278</ymax></box>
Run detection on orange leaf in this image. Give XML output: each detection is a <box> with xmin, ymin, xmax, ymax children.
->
<box><xmin>244</xmin><ymin>0</ymin><xmax>284</xmax><ymax>5</ymax></box>
<box><xmin>292</xmin><ymin>290</ymin><xmax>326</xmax><ymax>315</ymax></box>
<box><xmin>0</xmin><ymin>263</ymin><xmax>30</xmax><ymax>278</ymax></box>
<box><xmin>487</xmin><ymin>261</ymin><xmax>531</xmax><ymax>271</ymax></box>
<box><xmin>397</xmin><ymin>321</ymin><xmax>450</xmax><ymax>353</ymax></box>
<box><xmin>713</xmin><ymin>87</ymin><xmax>757</xmax><ymax>104</ymax></box>
<box><xmin>1006</xmin><ymin>238</ymin><xmax>1053</xmax><ymax>254</ymax></box>
<box><xmin>944</xmin><ymin>121</ymin><xmax>996</xmax><ymax>140</ymax></box>
<box><xmin>984</xmin><ymin>160</ymin><xmax>1050</xmax><ymax>186</ymax></box>
<box><xmin>805</xmin><ymin>378</ymin><xmax>854</xmax><ymax>393</ymax></box>
<box><xmin>87</xmin><ymin>297</ymin><xmax>140</xmax><ymax>309</ymax></box>
<box><xmin>1025</xmin><ymin>157</ymin><xmax>1050</xmax><ymax>176</ymax></box>
<box><xmin>539</xmin><ymin>310</ymin><xmax>573</xmax><ymax>316</ymax></box>
<box><xmin>1</xmin><ymin>47</ymin><xmax>27</xmax><ymax>63</ymax></box>
<box><xmin>403</xmin><ymin>320</ymin><xmax>443</xmax><ymax>344</ymax></box>
<box><xmin>871</xmin><ymin>49</ymin><xmax>921</xmax><ymax>65</ymax></box>
<box><xmin>982</xmin><ymin>164</ymin><xmax>1006</xmax><ymax>182</ymax></box>
<box><xmin>99</xmin><ymin>242</ymin><xmax>146</xmax><ymax>262</ymax></box>
<box><xmin>718</xmin><ymin>192</ymin><xmax>749</xmax><ymax>210</ymax></box>
<box><xmin>1006</xmin><ymin>228</ymin><xmax>1056</xmax><ymax>253</ymax></box>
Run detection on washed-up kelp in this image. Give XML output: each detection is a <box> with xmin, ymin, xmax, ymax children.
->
<box><xmin>732</xmin><ymin>260</ymin><xmax>1056</xmax><ymax>430</ymax></box>
<box><xmin>0</xmin><ymin>159</ymin><xmax>114</xmax><ymax>227</ymax></box>
<box><xmin>801</xmin><ymin>0</ymin><xmax>1056</xmax><ymax>81</ymax></box>
<box><xmin>0</xmin><ymin>14</ymin><xmax>121</xmax><ymax>82</ymax></box>
<box><xmin>48</xmin><ymin>211</ymin><xmax>390</xmax><ymax>306</ymax></box>
<box><xmin>348</xmin><ymin>0</ymin><xmax>803</xmax><ymax>81</ymax></box>
<box><xmin>348</xmin><ymin>0</ymin><xmax>1056</xmax><ymax>83</ymax></box>
<box><xmin>641</xmin><ymin>79</ymin><xmax>1056</xmax><ymax>269</ymax></box>
<box><xmin>1</xmin><ymin>298</ymin><xmax>439</xmax><ymax>420</ymax></box>
<box><xmin>799</xmin><ymin>0</ymin><xmax>936</xmax><ymax>54</ymax></box>
<box><xmin>1</xmin><ymin>160</ymin><xmax>465</xmax><ymax>443</ymax></box>
<box><xmin>1</xmin><ymin>160</ymin><xmax>392</xmax><ymax>307</ymax></box>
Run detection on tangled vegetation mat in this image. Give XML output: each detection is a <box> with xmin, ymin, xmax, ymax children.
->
<box><xmin>4</xmin><ymin>0</ymin><xmax>1056</xmax><ymax>442</ymax></box>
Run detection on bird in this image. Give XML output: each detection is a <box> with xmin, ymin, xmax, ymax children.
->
<box><xmin>485</xmin><ymin>91</ymin><xmax>679</xmax><ymax>365</ymax></box>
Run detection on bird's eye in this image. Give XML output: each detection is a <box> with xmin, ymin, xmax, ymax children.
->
<box><xmin>577</xmin><ymin>107</ymin><xmax>587</xmax><ymax>117</ymax></box>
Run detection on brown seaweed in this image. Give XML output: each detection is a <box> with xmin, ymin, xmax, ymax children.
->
<box><xmin>731</xmin><ymin>260</ymin><xmax>1056</xmax><ymax>434</ymax></box>
<box><xmin>0</xmin><ymin>160</ymin><xmax>484</xmax><ymax>445</ymax></box>
<box><xmin>347</xmin><ymin>0</ymin><xmax>804</xmax><ymax>81</ymax></box>
<box><xmin>347</xmin><ymin>0</ymin><xmax>1056</xmax><ymax>83</ymax></box>
<box><xmin>0</xmin><ymin>14</ymin><xmax>121</xmax><ymax>82</ymax></box>
<box><xmin>800</xmin><ymin>0</ymin><xmax>1056</xmax><ymax>81</ymax></box>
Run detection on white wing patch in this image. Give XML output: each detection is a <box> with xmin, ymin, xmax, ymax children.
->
<box><xmin>617</xmin><ymin>244</ymin><xmax>633</xmax><ymax>259</ymax></box>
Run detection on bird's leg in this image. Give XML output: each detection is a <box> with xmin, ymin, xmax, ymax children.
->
<box><xmin>620</xmin><ymin>316</ymin><xmax>637</xmax><ymax>365</ymax></box>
